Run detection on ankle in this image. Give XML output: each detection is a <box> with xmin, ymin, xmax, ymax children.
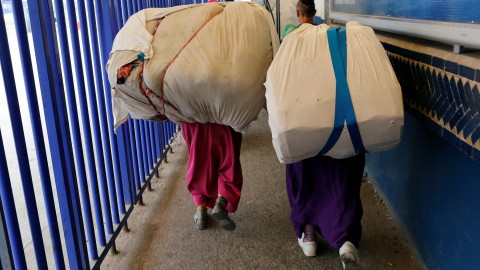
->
<box><xmin>304</xmin><ymin>224</ymin><xmax>316</xmax><ymax>241</ymax></box>
<box><xmin>216</xmin><ymin>196</ymin><xmax>227</xmax><ymax>205</ymax></box>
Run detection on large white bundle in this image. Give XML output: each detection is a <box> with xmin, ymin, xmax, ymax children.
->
<box><xmin>107</xmin><ymin>2</ymin><xmax>279</xmax><ymax>132</ymax></box>
<box><xmin>265</xmin><ymin>22</ymin><xmax>404</xmax><ymax>163</ymax></box>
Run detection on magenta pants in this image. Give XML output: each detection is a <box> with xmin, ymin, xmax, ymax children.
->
<box><xmin>182</xmin><ymin>122</ymin><xmax>243</xmax><ymax>213</ymax></box>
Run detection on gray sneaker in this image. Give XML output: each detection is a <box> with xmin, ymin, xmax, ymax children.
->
<box><xmin>212</xmin><ymin>197</ymin><xmax>236</xmax><ymax>231</ymax></box>
<box><xmin>194</xmin><ymin>208</ymin><xmax>208</xmax><ymax>230</ymax></box>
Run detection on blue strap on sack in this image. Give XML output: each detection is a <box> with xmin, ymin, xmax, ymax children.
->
<box><xmin>317</xmin><ymin>27</ymin><xmax>366</xmax><ymax>156</ymax></box>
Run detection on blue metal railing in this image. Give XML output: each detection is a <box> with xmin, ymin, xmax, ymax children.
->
<box><xmin>0</xmin><ymin>0</ymin><xmax>185</xmax><ymax>269</ymax></box>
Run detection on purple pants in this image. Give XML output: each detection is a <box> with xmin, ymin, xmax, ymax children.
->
<box><xmin>286</xmin><ymin>154</ymin><xmax>365</xmax><ymax>249</ymax></box>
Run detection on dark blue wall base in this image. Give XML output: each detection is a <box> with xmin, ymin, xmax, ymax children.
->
<box><xmin>366</xmin><ymin>112</ymin><xmax>480</xmax><ymax>269</ymax></box>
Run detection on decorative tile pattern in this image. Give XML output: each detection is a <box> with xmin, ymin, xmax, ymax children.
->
<box><xmin>382</xmin><ymin>42</ymin><xmax>480</xmax><ymax>163</ymax></box>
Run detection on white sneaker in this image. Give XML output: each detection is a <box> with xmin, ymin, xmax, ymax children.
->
<box><xmin>339</xmin><ymin>241</ymin><xmax>362</xmax><ymax>270</ymax></box>
<box><xmin>297</xmin><ymin>224</ymin><xmax>317</xmax><ymax>257</ymax></box>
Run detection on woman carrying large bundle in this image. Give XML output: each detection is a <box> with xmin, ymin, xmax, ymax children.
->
<box><xmin>266</xmin><ymin>0</ymin><xmax>403</xmax><ymax>265</ymax></box>
<box><xmin>107</xmin><ymin>0</ymin><xmax>279</xmax><ymax>231</ymax></box>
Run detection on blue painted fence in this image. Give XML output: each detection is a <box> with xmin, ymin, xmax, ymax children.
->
<box><xmin>0</xmin><ymin>0</ymin><xmax>203</xmax><ymax>269</ymax></box>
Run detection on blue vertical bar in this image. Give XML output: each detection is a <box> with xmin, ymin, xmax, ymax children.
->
<box><xmin>165</xmin><ymin>122</ymin><xmax>170</xmax><ymax>148</ymax></box>
<box><xmin>149</xmin><ymin>122</ymin><xmax>157</xmax><ymax>165</ymax></box>
<box><xmin>115</xmin><ymin>0</ymin><xmax>123</xmax><ymax>30</ymax></box>
<box><xmin>139</xmin><ymin>121</ymin><xmax>150</xmax><ymax>177</ymax></box>
<box><xmin>100</xmin><ymin>0</ymin><xmax>128</xmax><ymax>215</ymax></box>
<box><xmin>159</xmin><ymin>123</ymin><xmax>164</xmax><ymax>157</ymax></box>
<box><xmin>158</xmin><ymin>123</ymin><xmax>164</xmax><ymax>157</ymax></box>
<box><xmin>0</xmin><ymin>195</ymin><xmax>13</xmax><ymax>270</ymax></box>
<box><xmin>11</xmin><ymin>0</ymin><xmax>68</xmax><ymax>268</ymax></box>
<box><xmin>63</xmin><ymin>0</ymin><xmax>99</xmax><ymax>259</ymax></box>
<box><xmin>116</xmin><ymin>125</ymin><xmax>131</xmax><ymax>206</ymax></box>
<box><xmin>93</xmin><ymin>0</ymin><xmax>121</xmax><ymax>224</ymax></box>
<box><xmin>126</xmin><ymin>124</ymin><xmax>136</xmax><ymax>201</ymax></box>
<box><xmin>154</xmin><ymin>123</ymin><xmax>161</xmax><ymax>160</ymax></box>
<box><xmin>85</xmin><ymin>0</ymin><xmax>117</xmax><ymax>233</ymax></box>
<box><xmin>77</xmin><ymin>0</ymin><xmax>109</xmax><ymax>246</ymax></box>
<box><xmin>120</xmin><ymin>125</ymin><xmax>134</xmax><ymax>205</ymax></box>
<box><xmin>87</xmin><ymin>1</ymin><xmax>120</xmax><ymax>226</ymax></box>
<box><xmin>127</xmin><ymin>122</ymin><xmax>136</xmax><ymax>201</ymax></box>
<box><xmin>133</xmin><ymin>0</ymin><xmax>138</xmax><ymax>13</ymax></box>
<box><xmin>30</xmin><ymin>0</ymin><xmax>89</xmax><ymax>267</ymax></box>
<box><xmin>0</xmin><ymin>131</ymin><xmax>27</xmax><ymax>270</ymax></box>
<box><xmin>134</xmin><ymin>120</ymin><xmax>146</xmax><ymax>183</ymax></box>
<box><xmin>169</xmin><ymin>122</ymin><xmax>173</xmax><ymax>140</ymax></box>
<box><xmin>136</xmin><ymin>0</ymin><xmax>141</xmax><ymax>11</ymax></box>
<box><xmin>129</xmin><ymin>118</ymin><xmax>141</xmax><ymax>190</ymax></box>
<box><xmin>97</xmin><ymin>0</ymin><xmax>127</xmax><ymax>216</ymax></box>
<box><xmin>161</xmin><ymin>122</ymin><xmax>167</xmax><ymax>148</ymax></box>
<box><xmin>162</xmin><ymin>122</ymin><xmax>166</xmax><ymax>153</ymax></box>
<box><xmin>121</xmin><ymin>0</ymin><xmax>129</xmax><ymax>23</ymax></box>
<box><xmin>5</xmin><ymin>0</ymin><xmax>49</xmax><ymax>268</ymax></box>
<box><xmin>24</xmin><ymin>0</ymin><xmax>74</xmax><ymax>269</ymax></box>
<box><xmin>127</xmin><ymin>0</ymin><xmax>133</xmax><ymax>15</ymax></box>
<box><xmin>166</xmin><ymin>121</ymin><xmax>172</xmax><ymax>144</ymax></box>
<box><xmin>144</xmin><ymin>121</ymin><xmax>153</xmax><ymax>170</ymax></box>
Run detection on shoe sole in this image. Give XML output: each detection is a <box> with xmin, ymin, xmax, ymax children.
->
<box><xmin>341</xmin><ymin>254</ymin><xmax>362</xmax><ymax>270</ymax></box>
<box><xmin>304</xmin><ymin>251</ymin><xmax>317</xmax><ymax>257</ymax></box>
<box><xmin>195</xmin><ymin>223</ymin><xmax>207</xmax><ymax>230</ymax></box>
<box><xmin>212</xmin><ymin>211</ymin><xmax>236</xmax><ymax>231</ymax></box>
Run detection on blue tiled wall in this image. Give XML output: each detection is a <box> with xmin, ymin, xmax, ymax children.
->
<box><xmin>381</xmin><ymin>42</ymin><xmax>480</xmax><ymax>163</ymax></box>
<box><xmin>365</xmin><ymin>43</ymin><xmax>480</xmax><ymax>269</ymax></box>
<box><xmin>366</xmin><ymin>112</ymin><xmax>480</xmax><ymax>269</ymax></box>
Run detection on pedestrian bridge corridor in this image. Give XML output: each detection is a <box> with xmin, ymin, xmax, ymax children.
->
<box><xmin>101</xmin><ymin>111</ymin><xmax>421</xmax><ymax>270</ymax></box>
<box><xmin>2</xmin><ymin>0</ymin><xmax>479</xmax><ymax>269</ymax></box>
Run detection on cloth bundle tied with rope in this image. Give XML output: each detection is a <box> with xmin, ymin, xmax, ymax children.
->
<box><xmin>107</xmin><ymin>2</ymin><xmax>279</xmax><ymax>132</ymax></box>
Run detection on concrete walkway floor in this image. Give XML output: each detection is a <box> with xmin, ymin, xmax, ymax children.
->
<box><xmin>102</xmin><ymin>110</ymin><xmax>423</xmax><ymax>270</ymax></box>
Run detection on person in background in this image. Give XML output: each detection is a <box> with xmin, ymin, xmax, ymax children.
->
<box><xmin>182</xmin><ymin>0</ymin><xmax>242</xmax><ymax>233</ymax></box>
<box><xmin>282</xmin><ymin>0</ymin><xmax>365</xmax><ymax>269</ymax></box>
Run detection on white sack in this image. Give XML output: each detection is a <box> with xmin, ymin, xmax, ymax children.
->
<box><xmin>265</xmin><ymin>22</ymin><xmax>404</xmax><ymax>163</ymax></box>
<box><xmin>106</xmin><ymin>2</ymin><xmax>280</xmax><ymax>132</ymax></box>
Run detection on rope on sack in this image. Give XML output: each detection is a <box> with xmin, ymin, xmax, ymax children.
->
<box><xmin>139</xmin><ymin>13</ymin><xmax>221</xmax><ymax>119</ymax></box>
<box><xmin>159</xmin><ymin>12</ymin><xmax>221</xmax><ymax>115</ymax></box>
